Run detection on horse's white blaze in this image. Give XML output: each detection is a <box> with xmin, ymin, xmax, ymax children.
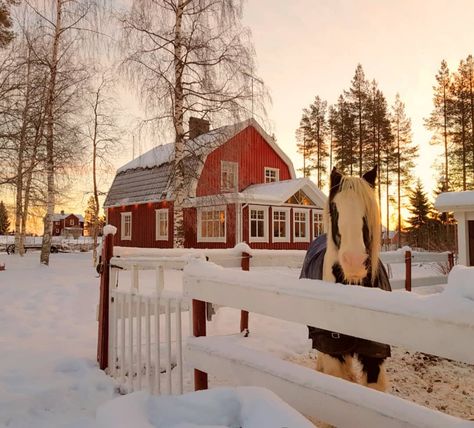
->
<box><xmin>334</xmin><ymin>192</ymin><xmax>368</xmax><ymax>282</ymax></box>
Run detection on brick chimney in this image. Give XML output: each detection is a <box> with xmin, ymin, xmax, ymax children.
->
<box><xmin>60</xmin><ymin>210</ymin><xmax>65</xmax><ymax>215</ymax></box>
<box><xmin>189</xmin><ymin>117</ymin><xmax>210</xmax><ymax>140</ymax></box>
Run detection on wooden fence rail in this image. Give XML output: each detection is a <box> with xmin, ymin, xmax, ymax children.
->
<box><xmin>184</xmin><ymin>260</ymin><xmax>474</xmax><ymax>427</ymax></box>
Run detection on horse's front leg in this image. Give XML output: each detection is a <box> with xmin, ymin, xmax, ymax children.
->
<box><xmin>316</xmin><ymin>352</ymin><xmax>358</xmax><ymax>383</ymax></box>
<box><xmin>357</xmin><ymin>355</ymin><xmax>389</xmax><ymax>392</ymax></box>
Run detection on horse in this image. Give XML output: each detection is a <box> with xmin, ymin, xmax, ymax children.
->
<box><xmin>300</xmin><ymin>166</ymin><xmax>391</xmax><ymax>392</ymax></box>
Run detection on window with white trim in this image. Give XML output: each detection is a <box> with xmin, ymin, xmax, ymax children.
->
<box><xmin>249</xmin><ymin>206</ymin><xmax>268</xmax><ymax>242</ymax></box>
<box><xmin>121</xmin><ymin>212</ymin><xmax>132</xmax><ymax>240</ymax></box>
<box><xmin>155</xmin><ymin>209</ymin><xmax>168</xmax><ymax>240</ymax></box>
<box><xmin>264</xmin><ymin>167</ymin><xmax>279</xmax><ymax>183</ymax></box>
<box><xmin>313</xmin><ymin>211</ymin><xmax>324</xmax><ymax>238</ymax></box>
<box><xmin>272</xmin><ymin>208</ymin><xmax>290</xmax><ymax>242</ymax></box>
<box><xmin>294</xmin><ymin>209</ymin><xmax>309</xmax><ymax>242</ymax></box>
<box><xmin>221</xmin><ymin>161</ymin><xmax>238</xmax><ymax>192</ymax></box>
<box><xmin>69</xmin><ymin>219</ymin><xmax>74</xmax><ymax>226</ymax></box>
<box><xmin>198</xmin><ymin>207</ymin><xmax>226</xmax><ymax>242</ymax></box>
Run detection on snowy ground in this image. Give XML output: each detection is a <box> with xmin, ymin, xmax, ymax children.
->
<box><xmin>0</xmin><ymin>251</ymin><xmax>472</xmax><ymax>427</ymax></box>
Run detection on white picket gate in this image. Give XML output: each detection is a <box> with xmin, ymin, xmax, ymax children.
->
<box><xmin>107</xmin><ymin>257</ymin><xmax>190</xmax><ymax>395</ymax></box>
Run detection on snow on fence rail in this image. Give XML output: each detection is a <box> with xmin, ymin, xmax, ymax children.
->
<box><xmin>114</xmin><ymin>245</ymin><xmax>454</xmax><ymax>291</ymax></box>
<box><xmin>183</xmin><ymin>261</ymin><xmax>474</xmax><ymax>428</ymax></box>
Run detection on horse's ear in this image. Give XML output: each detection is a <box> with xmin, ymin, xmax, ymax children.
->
<box><xmin>363</xmin><ymin>166</ymin><xmax>377</xmax><ymax>188</ymax></box>
<box><xmin>330</xmin><ymin>168</ymin><xmax>343</xmax><ymax>197</ymax></box>
<box><xmin>330</xmin><ymin>167</ymin><xmax>343</xmax><ymax>188</ymax></box>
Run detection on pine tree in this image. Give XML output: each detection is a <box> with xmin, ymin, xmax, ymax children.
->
<box><xmin>84</xmin><ymin>195</ymin><xmax>98</xmax><ymax>236</ymax></box>
<box><xmin>331</xmin><ymin>95</ymin><xmax>357</xmax><ymax>175</ymax></box>
<box><xmin>0</xmin><ymin>201</ymin><xmax>10</xmax><ymax>234</ymax></box>
<box><xmin>296</xmin><ymin>108</ymin><xmax>316</xmax><ymax>178</ymax></box>
<box><xmin>346</xmin><ymin>64</ymin><xmax>370</xmax><ymax>176</ymax></box>
<box><xmin>425</xmin><ymin>60</ymin><xmax>454</xmax><ymax>189</ymax></box>
<box><xmin>296</xmin><ymin>96</ymin><xmax>328</xmax><ymax>187</ymax></box>
<box><xmin>451</xmin><ymin>59</ymin><xmax>472</xmax><ymax>190</ymax></box>
<box><xmin>466</xmin><ymin>55</ymin><xmax>474</xmax><ymax>187</ymax></box>
<box><xmin>391</xmin><ymin>94</ymin><xmax>416</xmax><ymax>247</ymax></box>
<box><xmin>407</xmin><ymin>180</ymin><xmax>431</xmax><ymax>248</ymax></box>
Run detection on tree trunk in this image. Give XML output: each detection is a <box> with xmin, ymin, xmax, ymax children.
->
<box><xmin>172</xmin><ymin>0</ymin><xmax>186</xmax><ymax>248</ymax></box>
<box><xmin>92</xmin><ymin>86</ymin><xmax>100</xmax><ymax>266</ymax></box>
<box><xmin>443</xmin><ymin>85</ymin><xmax>449</xmax><ymax>189</ymax></box>
<box><xmin>386</xmin><ymin>163</ymin><xmax>390</xmax><ymax>250</ymax></box>
<box><xmin>40</xmin><ymin>0</ymin><xmax>62</xmax><ymax>265</ymax></box>
<box><xmin>14</xmin><ymin>48</ymin><xmax>33</xmax><ymax>256</ymax></box>
<box><xmin>358</xmin><ymin>92</ymin><xmax>363</xmax><ymax>176</ymax></box>
<box><xmin>397</xmin><ymin>119</ymin><xmax>401</xmax><ymax>249</ymax></box>
<box><xmin>469</xmin><ymin>65</ymin><xmax>474</xmax><ymax>184</ymax></box>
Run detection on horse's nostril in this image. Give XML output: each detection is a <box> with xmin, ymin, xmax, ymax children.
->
<box><xmin>342</xmin><ymin>252</ymin><xmax>367</xmax><ymax>268</ymax></box>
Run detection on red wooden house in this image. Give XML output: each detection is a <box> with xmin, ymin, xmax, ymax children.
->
<box><xmin>104</xmin><ymin>118</ymin><xmax>326</xmax><ymax>250</ymax></box>
<box><xmin>52</xmin><ymin>211</ymin><xmax>84</xmax><ymax>237</ymax></box>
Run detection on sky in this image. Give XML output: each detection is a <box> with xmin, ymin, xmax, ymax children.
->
<box><xmin>16</xmin><ymin>0</ymin><xmax>474</xmax><ymax>231</ymax></box>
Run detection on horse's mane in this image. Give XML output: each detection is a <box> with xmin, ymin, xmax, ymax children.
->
<box><xmin>324</xmin><ymin>175</ymin><xmax>381</xmax><ymax>282</ymax></box>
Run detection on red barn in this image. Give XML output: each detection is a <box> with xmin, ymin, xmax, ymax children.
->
<box><xmin>104</xmin><ymin>118</ymin><xmax>326</xmax><ymax>250</ymax></box>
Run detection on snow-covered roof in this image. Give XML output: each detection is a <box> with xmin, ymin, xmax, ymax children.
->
<box><xmin>117</xmin><ymin>143</ymin><xmax>173</xmax><ymax>173</ymax></box>
<box><xmin>116</xmin><ymin>118</ymin><xmax>296</xmax><ymax>178</ymax></box>
<box><xmin>52</xmin><ymin>213</ymin><xmax>84</xmax><ymax>222</ymax></box>
<box><xmin>435</xmin><ymin>191</ymin><xmax>474</xmax><ymax>212</ymax></box>
<box><xmin>184</xmin><ymin>178</ymin><xmax>327</xmax><ymax>208</ymax></box>
<box><xmin>241</xmin><ymin>178</ymin><xmax>326</xmax><ymax>207</ymax></box>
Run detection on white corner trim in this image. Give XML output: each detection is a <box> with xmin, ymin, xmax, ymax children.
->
<box><xmin>248</xmin><ymin>205</ymin><xmax>269</xmax><ymax>243</ymax></box>
<box><xmin>271</xmin><ymin>206</ymin><xmax>291</xmax><ymax>243</ymax></box>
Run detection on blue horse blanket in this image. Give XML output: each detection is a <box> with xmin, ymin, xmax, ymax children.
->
<box><xmin>300</xmin><ymin>234</ymin><xmax>391</xmax><ymax>358</ymax></box>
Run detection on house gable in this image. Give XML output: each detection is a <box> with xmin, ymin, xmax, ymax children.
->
<box><xmin>196</xmin><ymin>125</ymin><xmax>293</xmax><ymax>197</ymax></box>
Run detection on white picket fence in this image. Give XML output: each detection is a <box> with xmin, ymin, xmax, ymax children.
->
<box><xmin>183</xmin><ymin>260</ymin><xmax>474</xmax><ymax>428</ymax></box>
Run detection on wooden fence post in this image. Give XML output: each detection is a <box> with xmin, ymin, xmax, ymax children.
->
<box><xmin>448</xmin><ymin>252</ymin><xmax>454</xmax><ymax>272</ymax></box>
<box><xmin>240</xmin><ymin>252</ymin><xmax>251</xmax><ymax>335</ymax></box>
<box><xmin>405</xmin><ymin>250</ymin><xmax>412</xmax><ymax>292</ymax></box>
<box><xmin>97</xmin><ymin>231</ymin><xmax>114</xmax><ymax>370</ymax></box>
<box><xmin>193</xmin><ymin>299</ymin><xmax>208</xmax><ymax>391</ymax></box>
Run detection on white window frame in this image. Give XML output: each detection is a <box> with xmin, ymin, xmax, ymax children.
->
<box><xmin>248</xmin><ymin>205</ymin><xmax>269</xmax><ymax>243</ymax></box>
<box><xmin>197</xmin><ymin>206</ymin><xmax>226</xmax><ymax>243</ymax></box>
<box><xmin>69</xmin><ymin>219</ymin><xmax>74</xmax><ymax>226</ymax></box>
<box><xmin>293</xmin><ymin>209</ymin><xmax>310</xmax><ymax>242</ymax></box>
<box><xmin>264</xmin><ymin>167</ymin><xmax>280</xmax><ymax>183</ymax></box>
<box><xmin>271</xmin><ymin>207</ymin><xmax>290</xmax><ymax>243</ymax></box>
<box><xmin>312</xmin><ymin>210</ymin><xmax>324</xmax><ymax>239</ymax></box>
<box><xmin>155</xmin><ymin>208</ymin><xmax>168</xmax><ymax>241</ymax></box>
<box><xmin>221</xmin><ymin>161</ymin><xmax>238</xmax><ymax>192</ymax></box>
<box><xmin>121</xmin><ymin>212</ymin><xmax>132</xmax><ymax>241</ymax></box>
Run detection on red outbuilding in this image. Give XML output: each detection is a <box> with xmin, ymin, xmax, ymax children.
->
<box><xmin>104</xmin><ymin>118</ymin><xmax>326</xmax><ymax>250</ymax></box>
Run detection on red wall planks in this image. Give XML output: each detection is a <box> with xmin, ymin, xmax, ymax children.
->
<box><xmin>196</xmin><ymin>126</ymin><xmax>292</xmax><ymax>197</ymax></box>
<box><xmin>107</xmin><ymin>201</ymin><xmax>174</xmax><ymax>248</ymax></box>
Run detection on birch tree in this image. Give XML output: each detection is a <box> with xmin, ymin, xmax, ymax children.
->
<box><xmin>25</xmin><ymin>0</ymin><xmax>106</xmax><ymax>264</ymax></box>
<box><xmin>85</xmin><ymin>72</ymin><xmax>121</xmax><ymax>265</ymax></box>
<box><xmin>120</xmin><ymin>0</ymin><xmax>264</xmax><ymax>247</ymax></box>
